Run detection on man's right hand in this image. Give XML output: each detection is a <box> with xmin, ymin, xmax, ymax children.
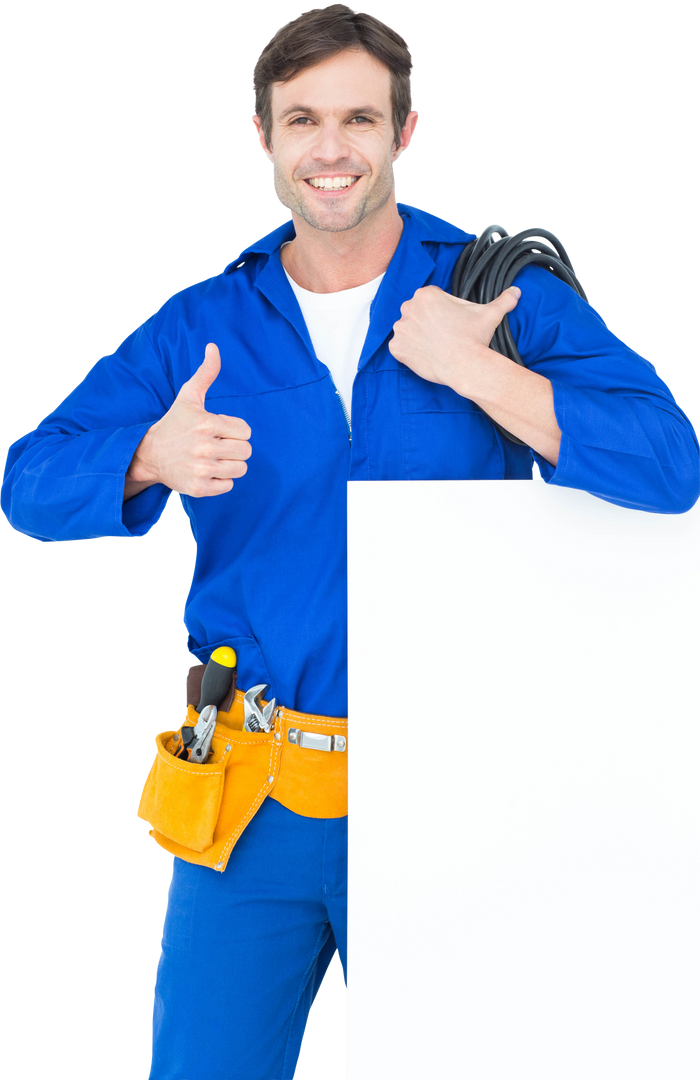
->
<box><xmin>124</xmin><ymin>343</ymin><xmax>252</xmax><ymax>500</ymax></box>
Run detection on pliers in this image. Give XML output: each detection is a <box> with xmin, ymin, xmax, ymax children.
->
<box><xmin>171</xmin><ymin>682</ymin><xmax>276</xmax><ymax>761</ymax></box>
<box><xmin>172</xmin><ymin>703</ymin><xmax>218</xmax><ymax>762</ymax></box>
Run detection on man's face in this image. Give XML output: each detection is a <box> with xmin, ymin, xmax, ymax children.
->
<box><xmin>254</xmin><ymin>49</ymin><xmax>416</xmax><ymax>233</ymax></box>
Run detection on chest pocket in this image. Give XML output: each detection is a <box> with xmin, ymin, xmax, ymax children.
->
<box><xmin>399</xmin><ymin>370</ymin><xmax>505</xmax><ymax>480</ymax></box>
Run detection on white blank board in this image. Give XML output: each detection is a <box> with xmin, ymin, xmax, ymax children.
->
<box><xmin>347</xmin><ymin>480</ymin><xmax>699</xmax><ymax>1080</ymax></box>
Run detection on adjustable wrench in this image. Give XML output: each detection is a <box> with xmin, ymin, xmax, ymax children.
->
<box><xmin>243</xmin><ymin>684</ymin><xmax>277</xmax><ymax>733</ymax></box>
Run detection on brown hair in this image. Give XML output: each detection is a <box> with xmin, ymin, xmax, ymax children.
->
<box><xmin>254</xmin><ymin>5</ymin><xmax>412</xmax><ymax>150</ymax></box>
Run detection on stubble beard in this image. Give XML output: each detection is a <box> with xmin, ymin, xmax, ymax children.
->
<box><xmin>271</xmin><ymin>162</ymin><xmax>397</xmax><ymax>234</ymax></box>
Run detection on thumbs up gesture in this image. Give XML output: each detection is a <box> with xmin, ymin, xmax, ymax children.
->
<box><xmin>125</xmin><ymin>343</ymin><xmax>252</xmax><ymax>498</ymax></box>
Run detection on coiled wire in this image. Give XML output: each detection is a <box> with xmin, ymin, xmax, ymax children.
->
<box><xmin>451</xmin><ymin>226</ymin><xmax>587</xmax><ymax>444</ymax></box>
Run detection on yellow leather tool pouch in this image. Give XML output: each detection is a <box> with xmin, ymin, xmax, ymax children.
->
<box><xmin>138</xmin><ymin>685</ymin><xmax>347</xmax><ymax>872</ymax></box>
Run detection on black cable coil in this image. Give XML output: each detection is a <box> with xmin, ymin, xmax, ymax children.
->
<box><xmin>451</xmin><ymin>226</ymin><xmax>587</xmax><ymax>445</ymax></box>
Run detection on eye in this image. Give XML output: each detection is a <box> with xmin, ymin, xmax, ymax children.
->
<box><xmin>291</xmin><ymin>117</ymin><xmax>373</xmax><ymax>126</ymax></box>
<box><xmin>349</xmin><ymin>116</ymin><xmax>373</xmax><ymax>125</ymax></box>
<box><xmin>290</xmin><ymin>116</ymin><xmax>314</xmax><ymax>126</ymax></box>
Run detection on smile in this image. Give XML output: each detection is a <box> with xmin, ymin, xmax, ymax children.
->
<box><xmin>304</xmin><ymin>176</ymin><xmax>360</xmax><ymax>190</ymax></box>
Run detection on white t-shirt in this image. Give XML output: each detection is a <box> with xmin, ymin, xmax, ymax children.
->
<box><xmin>283</xmin><ymin>265</ymin><xmax>384</xmax><ymax>418</ymax></box>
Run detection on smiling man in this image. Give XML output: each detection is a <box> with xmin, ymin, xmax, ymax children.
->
<box><xmin>268</xmin><ymin>61</ymin><xmax>408</xmax><ymax>298</ymax></box>
<box><xmin>252</xmin><ymin>35</ymin><xmax>565</xmax><ymax>464</ymax></box>
<box><xmin>2</xmin><ymin>5</ymin><xmax>698</xmax><ymax>1080</ymax></box>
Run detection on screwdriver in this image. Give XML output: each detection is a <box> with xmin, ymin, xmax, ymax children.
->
<box><xmin>172</xmin><ymin>646</ymin><xmax>237</xmax><ymax>761</ymax></box>
<box><xmin>197</xmin><ymin>646</ymin><xmax>237</xmax><ymax>712</ymax></box>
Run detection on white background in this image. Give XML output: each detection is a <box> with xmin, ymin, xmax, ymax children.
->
<box><xmin>348</xmin><ymin>482</ymin><xmax>699</xmax><ymax>1078</ymax></box>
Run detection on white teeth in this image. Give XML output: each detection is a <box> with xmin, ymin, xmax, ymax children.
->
<box><xmin>308</xmin><ymin>176</ymin><xmax>357</xmax><ymax>189</ymax></box>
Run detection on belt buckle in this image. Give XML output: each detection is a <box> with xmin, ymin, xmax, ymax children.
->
<box><xmin>287</xmin><ymin>728</ymin><xmax>346</xmax><ymax>752</ymax></box>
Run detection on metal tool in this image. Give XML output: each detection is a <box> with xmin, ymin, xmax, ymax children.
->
<box><xmin>173</xmin><ymin>699</ymin><xmax>217</xmax><ymax>760</ymax></box>
<box><xmin>243</xmin><ymin>684</ymin><xmax>277</xmax><ymax>733</ymax></box>
<box><xmin>172</xmin><ymin>647</ymin><xmax>237</xmax><ymax>763</ymax></box>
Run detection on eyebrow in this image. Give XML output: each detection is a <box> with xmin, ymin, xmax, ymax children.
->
<box><xmin>277</xmin><ymin>104</ymin><xmax>386</xmax><ymax>121</ymax></box>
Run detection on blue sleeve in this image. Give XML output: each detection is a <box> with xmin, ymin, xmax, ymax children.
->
<box><xmin>2</xmin><ymin>321</ymin><xmax>175</xmax><ymax>541</ymax></box>
<box><xmin>509</xmin><ymin>265</ymin><xmax>700</xmax><ymax>514</ymax></box>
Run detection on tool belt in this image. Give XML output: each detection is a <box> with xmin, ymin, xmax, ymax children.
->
<box><xmin>138</xmin><ymin>665</ymin><xmax>348</xmax><ymax>872</ymax></box>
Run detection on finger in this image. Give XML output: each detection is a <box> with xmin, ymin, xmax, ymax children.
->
<box><xmin>211</xmin><ymin>440</ymin><xmax>253</xmax><ymax>462</ymax></box>
<box><xmin>179</xmin><ymin>343</ymin><xmax>221</xmax><ymax>408</ymax></box>
<box><xmin>489</xmin><ymin>286</ymin><xmax>521</xmax><ymax>320</ymax></box>
<box><xmin>210</xmin><ymin>459</ymin><xmax>249</xmax><ymax>480</ymax></box>
<box><xmin>212</xmin><ymin>414</ymin><xmax>252</xmax><ymax>441</ymax></box>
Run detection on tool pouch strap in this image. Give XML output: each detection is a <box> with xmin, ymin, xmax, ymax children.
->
<box><xmin>138</xmin><ymin>685</ymin><xmax>347</xmax><ymax>872</ymax></box>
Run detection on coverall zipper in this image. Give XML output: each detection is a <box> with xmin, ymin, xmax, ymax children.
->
<box><xmin>329</xmin><ymin>373</ymin><xmax>352</xmax><ymax>441</ymax></box>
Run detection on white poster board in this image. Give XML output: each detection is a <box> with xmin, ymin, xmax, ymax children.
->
<box><xmin>348</xmin><ymin>481</ymin><xmax>699</xmax><ymax>1080</ymax></box>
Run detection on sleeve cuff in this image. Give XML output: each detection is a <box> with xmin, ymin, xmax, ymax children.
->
<box><xmin>530</xmin><ymin>378</ymin><xmax>568</xmax><ymax>485</ymax></box>
<box><xmin>121</xmin><ymin>480</ymin><xmax>171</xmax><ymax>535</ymax></box>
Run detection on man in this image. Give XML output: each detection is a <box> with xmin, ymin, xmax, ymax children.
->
<box><xmin>3</xmin><ymin>5</ymin><xmax>698</xmax><ymax>1078</ymax></box>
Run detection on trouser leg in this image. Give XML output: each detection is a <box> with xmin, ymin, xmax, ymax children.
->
<box><xmin>149</xmin><ymin>797</ymin><xmax>347</xmax><ymax>1080</ymax></box>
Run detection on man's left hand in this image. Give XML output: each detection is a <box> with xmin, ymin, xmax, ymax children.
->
<box><xmin>388</xmin><ymin>284</ymin><xmax>521</xmax><ymax>396</ymax></box>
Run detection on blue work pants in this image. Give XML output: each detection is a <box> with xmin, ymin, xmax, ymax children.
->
<box><xmin>149</xmin><ymin>797</ymin><xmax>347</xmax><ymax>1079</ymax></box>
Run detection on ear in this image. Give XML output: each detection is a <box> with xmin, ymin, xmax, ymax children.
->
<box><xmin>251</xmin><ymin>117</ymin><xmax>273</xmax><ymax>163</ymax></box>
<box><xmin>393</xmin><ymin>107</ymin><xmax>421</xmax><ymax>159</ymax></box>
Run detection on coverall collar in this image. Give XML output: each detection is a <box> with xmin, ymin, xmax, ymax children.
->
<box><xmin>224</xmin><ymin>205</ymin><xmax>473</xmax><ymax>372</ymax></box>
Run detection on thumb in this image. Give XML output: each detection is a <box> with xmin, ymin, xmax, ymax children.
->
<box><xmin>178</xmin><ymin>343</ymin><xmax>221</xmax><ymax>407</ymax></box>
<box><xmin>489</xmin><ymin>285</ymin><xmax>521</xmax><ymax>321</ymax></box>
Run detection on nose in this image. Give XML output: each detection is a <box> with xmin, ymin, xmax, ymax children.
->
<box><xmin>308</xmin><ymin>119</ymin><xmax>358</xmax><ymax>163</ymax></box>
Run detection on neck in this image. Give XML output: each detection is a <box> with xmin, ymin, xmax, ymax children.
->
<box><xmin>278</xmin><ymin>205</ymin><xmax>399</xmax><ymax>291</ymax></box>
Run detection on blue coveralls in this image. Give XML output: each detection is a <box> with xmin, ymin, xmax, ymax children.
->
<box><xmin>3</xmin><ymin>205</ymin><xmax>699</xmax><ymax>1079</ymax></box>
